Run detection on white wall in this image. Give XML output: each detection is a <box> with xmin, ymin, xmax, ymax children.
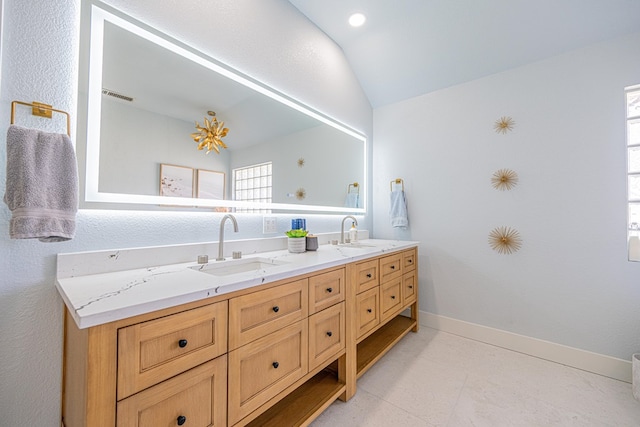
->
<box><xmin>373</xmin><ymin>32</ymin><xmax>640</xmax><ymax>361</ymax></box>
<box><xmin>0</xmin><ymin>0</ymin><xmax>371</xmax><ymax>425</ymax></box>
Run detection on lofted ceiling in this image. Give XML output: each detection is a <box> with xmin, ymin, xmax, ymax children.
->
<box><xmin>288</xmin><ymin>0</ymin><xmax>640</xmax><ymax>108</ymax></box>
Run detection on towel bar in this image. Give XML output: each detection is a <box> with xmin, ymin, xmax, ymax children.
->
<box><xmin>10</xmin><ymin>100</ymin><xmax>71</xmax><ymax>136</ymax></box>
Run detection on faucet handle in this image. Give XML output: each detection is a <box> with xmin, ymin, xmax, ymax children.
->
<box><xmin>197</xmin><ymin>255</ymin><xmax>209</xmax><ymax>264</ymax></box>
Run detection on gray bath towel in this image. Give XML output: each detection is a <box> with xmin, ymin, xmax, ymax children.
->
<box><xmin>4</xmin><ymin>125</ymin><xmax>78</xmax><ymax>242</ymax></box>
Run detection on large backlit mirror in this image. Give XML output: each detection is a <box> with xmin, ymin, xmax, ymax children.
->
<box><xmin>77</xmin><ymin>2</ymin><xmax>366</xmax><ymax>214</ymax></box>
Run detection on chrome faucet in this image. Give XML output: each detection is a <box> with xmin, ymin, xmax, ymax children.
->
<box><xmin>217</xmin><ymin>214</ymin><xmax>239</xmax><ymax>261</ymax></box>
<box><xmin>340</xmin><ymin>215</ymin><xmax>358</xmax><ymax>244</ymax></box>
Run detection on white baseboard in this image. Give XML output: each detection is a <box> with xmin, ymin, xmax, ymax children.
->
<box><xmin>421</xmin><ymin>311</ymin><xmax>632</xmax><ymax>383</ymax></box>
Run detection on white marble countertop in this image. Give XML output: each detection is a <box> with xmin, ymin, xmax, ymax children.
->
<box><xmin>56</xmin><ymin>239</ymin><xmax>418</xmax><ymax>329</ymax></box>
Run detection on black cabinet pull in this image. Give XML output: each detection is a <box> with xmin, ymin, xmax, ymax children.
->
<box><xmin>178</xmin><ymin>339</ymin><xmax>188</xmax><ymax>348</ymax></box>
<box><xmin>272</xmin><ymin>306</ymin><xmax>279</xmax><ymax>313</ymax></box>
<box><xmin>390</xmin><ymin>265</ymin><xmax>396</xmax><ymax>270</ymax></box>
<box><xmin>391</xmin><ymin>295</ymin><xmax>396</xmax><ymax>299</ymax></box>
<box><xmin>326</xmin><ymin>331</ymin><xmax>333</xmax><ymax>337</ymax></box>
<box><xmin>273</xmin><ymin>361</ymin><xmax>279</xmax><ymax>369</ymax></box>
<box><xmin>177</xmin><ymin>415</ymin><xmax>186</xmax><ymax>426</ymax></box>
<box><xmin>409</xmin><ymin>285</ymin><xmax>413</xmax><ymax>289</ymax></box>
<box><xmin>327</xmin><ymin>287</ymin><xmax>333</xmax><ymax>293</ymax></box>
<box><xmin>408</xmin><ymin>259</ymin><xmax>413</xmax><ymax>263</ymax></box>
<box><xmin>367</xmin><ymin>308</ymin><xmax>372</xmax><ymax>313</ymax></box>
<box><xmin>366</xmin><ymin>273</ymin><xmax>372</xmax><ymax>278</ymax></box>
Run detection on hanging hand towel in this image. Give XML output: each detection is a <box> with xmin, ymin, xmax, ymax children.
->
<box><xmin>344</xmin><ymin>192</ymin><xmax>359</xmax><ymax>208</ymax></box>
<box><xmin>4</xmin><ymin>125</ymin><xmax>78</xmax><ymax>242</ymax></box>
<box><xmin>390</xmin><ymin>189</ymin><xmax>408</xmax><ymax>228</ymax></box>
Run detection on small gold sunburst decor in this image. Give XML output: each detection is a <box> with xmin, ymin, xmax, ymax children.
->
<box><xmin>488</xmin><ymin>226</ymin><xmax>522</xmax><ymax>254</ymax></box>
<box><xmin>494</xmin><ymin>116</ymin><xmax>515</xmax><ymax>134</ymax></box>
<box><xmin>491</xmin><ymin>168</ymin><xmax>519</xmax><ymax>191</ymax></box>
<box><xmin>191</xmin><ymin>111</ymin><xmax>229</xmax><ymax>154</ymax></box>
<box><xmin>298</xmin><ymin>158</ymin><xmax>305</xmax><ymax>167</ymax></box>
<box><xmin>295</xmin><ymin>188</ymin><xmax>306</xmax><ymax>200</ymax></box>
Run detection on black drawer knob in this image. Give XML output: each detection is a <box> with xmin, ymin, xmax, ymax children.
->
<box><xmin>391</xmin><ymin>295</ymin><xmax>396</xmax><ymax>299</ymax></box>
<box><xmin>390</xmin><ymin>265</ymin><xmax>396</xmax><ymax>270</ymax></box>
<box><xmin>273</xmin><ymin>361</ymin><xmax>279</xmax><ymax>369</ymax></box>
<box><xmin>327</xmin><ymin>287</ymin><xmax>333</xmax><ymax>293</ymax></box>
<box><xmin>367</xmin><ymin>308</ymin><xmax>372</xmax><ymax>313</ymax></box>
<box><xmin>326</xmin><ymin>331</ymin><xmax>333</xmax><ymax>337</ymax></box>
<box><xmin>408</xmin><ymin>259</ymin><xmax>413</xmax><ymax>263</ymax></box>
<box><xmin>272</xmin><ymin>306</ymin><xmax>280</xmax><ymax>313</ymax></box>
<box><xmin>177</xmin><ymin>415</ymin><xmax>186</xmax><ymax>426</ymax></box>
<box><xmin>409</xmin><ymin>285</ymin><xmax>413</xmax><ymax>289</ymax></box>
<box><xmin>366</xmin><ymin>273</ymin><xmax>372</xmax><ymax>278</ymax></box>
<box><xmin>178</xmin><ymin>339</ymin><xmax>188</xmax><ymax>348</ymax></box>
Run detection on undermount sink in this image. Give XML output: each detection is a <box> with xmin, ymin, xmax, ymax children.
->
<box><xmin>338</xmin><ymin>242</ymin><xmax>376</xmax><ymax>249</ymax></box>
<box><xmin>190</xmin><ymin>257</ymin><xmax>288</xmax><ymax>276</ymax></box>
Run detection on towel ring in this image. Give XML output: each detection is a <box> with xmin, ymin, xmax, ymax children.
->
<box><xmin>347</xmin><ymin>182</ymin><xmax>359</xmax><ymax>194</ymax></box>
<box><xmin>10</xmin><ymin>100</ymin><xmax>71</xmax><ymax>136</ymax></box>
<box><xmin>390</xmin><ymin>178</ymin><xmax>404</xmax><ymax>191</ymax></box>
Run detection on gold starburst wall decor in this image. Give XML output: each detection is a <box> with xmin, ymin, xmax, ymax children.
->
<box><xmin>298</xmin><ymin>158</ymin><xmax>305</xmax><ymax>167</ymax></box>
<box><xmin>295</xmin><ymin>188</ymin><xmax>306</xmax><ymax>200</ymax></box>
<box><xmin>191</xmin><ymin>111</ymin><xmax>229</xmax><ymax>154</ymax></box>
<box><xmin>488</xmin><ymin>226</ymin><xmax>522</xmax><ymax>254</ymax></box>
<box><xmin>491</xmin><ymin>168</ymin><xmax>519</xmax><ymax>191</ymax></box>
<box><xmin>494</xmin><ymin>116</ymin><xmax>515</xmax><ymax>134</ymax></box>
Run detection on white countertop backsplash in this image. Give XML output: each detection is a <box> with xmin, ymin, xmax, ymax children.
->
<box><xmin>56</xmin><ymin>232</ymin><xmax>419</xmax><ymax>329</ymax></box>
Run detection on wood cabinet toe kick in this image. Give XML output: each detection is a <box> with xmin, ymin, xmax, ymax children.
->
<box><xmin>61</xmin><ymin>246</ymin><xmax>418</xmax><ymax>427</ymax></box>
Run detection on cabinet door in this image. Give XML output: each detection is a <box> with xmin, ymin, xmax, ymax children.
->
<box><xmin>309</xmin><ymin>302</ymin><xmax>346</xmax><ymax>371</ymax></box>
<box><xmin>228</xmin><ymin>321</ymin><xmax>308</xmax><ymax>425</ymax></box>
<box><xmin>354</xmin><ymin>259</ymin><xmax>379</xmax><ymax>293</ymax></box>
<box><xmin>380</xmin><ymin>277</ymin><xmax>403</xmax><ymax>322</ymax></box>
<box><xmin>402</xmin><ymin>271</ymin><xmax>417</xmax><ymax>306</ymax></box>
<box><xmin>117</xmin><ymin>355</ymin><xmax>227</xmax><ymax>427</ymax></box>
<box><xmin>309</xmin><ymin>268</ymin><xmax>345</xmax><ymax>314</ymax></box>
<box><xmin>229</xmin><ymin>279</ymin><xmax>308</xmax><ymax>350</ymax></box>
<box><xmin>117</xmin><ymin>301</ymin><xmax>228</xmax><ymax>399</ymax></box>
<box><xmin>356</xmin><ymin>287</ymin><xmax>380</xmax><ymax>340</ymax></box>
<box><xmin>379</xmin><ymin>253</ymin><xmax>402</xmax><ymax>283</ymax></box>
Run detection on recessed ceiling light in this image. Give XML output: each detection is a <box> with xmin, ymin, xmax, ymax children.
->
<box><xmin>348</xmin><ymin>13</ymin><xmax>366</xmax><ymax>27</ymax></box>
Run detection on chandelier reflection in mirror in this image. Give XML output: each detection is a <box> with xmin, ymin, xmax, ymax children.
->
<box><xmin>192</xmin><ymin>111</ymin><xmax>229</xmax><ymax>154</ymax></box>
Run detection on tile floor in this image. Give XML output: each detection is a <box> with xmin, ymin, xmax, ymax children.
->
<box><xmin>311</xmin><ymin>327</ymin><xmax>640</xmax><ymax>426</ymax></box>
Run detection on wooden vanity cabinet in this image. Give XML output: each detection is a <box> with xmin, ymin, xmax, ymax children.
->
<box><xmin>61</xmin><ymin>247</ymin><xmax>418</xmax><ymax>427</ymax></box>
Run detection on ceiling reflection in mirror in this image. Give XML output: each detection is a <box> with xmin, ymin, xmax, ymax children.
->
<box><xmin>81</xmin><ymin>3</ymin><xmax>366</xmax><ymax>213</ymax></box>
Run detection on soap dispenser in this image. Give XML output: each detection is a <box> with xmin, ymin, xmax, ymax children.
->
<box><xmin>349</xmin><ymin>222</ymin><xmax>358</xmax><ymax>242</ymax></box>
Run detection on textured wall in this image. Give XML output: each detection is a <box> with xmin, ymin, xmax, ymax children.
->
<box><xmin>372</xmin><ymin>32</ymin><xmax>640</xmax><ymax>360</ymax></box>
<box><xmin>0</xmin><ymin>0</ymin><xmax>371</xmax><ymax>425</ymax></box>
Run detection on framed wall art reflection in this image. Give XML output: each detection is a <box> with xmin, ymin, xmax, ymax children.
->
<box><xmin>159</xmin><ymin>164</ymin><xmax>194</xmax><ymax>198</ymax></box>
<box><xmin>197</xmin><ymin>169</ymin><xmax>225</xmax><ymax>200</ymax></box>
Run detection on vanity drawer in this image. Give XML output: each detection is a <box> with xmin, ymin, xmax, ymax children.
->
<box><xmin>309</xmin><ymin>268</ymin><xmax>345</xmax><ymax>314</ymax></box>
<box><xmin>403</xmin><ymin>248</ymin><xmax>417</xmax><ymax>272</ymax></box>
<box><xmin>403</xmin><ymin>271</ymin><xmax>417</xmax><ymax>305</ymax></box>
<box><xmin>354</xmin><ymin>259</ymin><xmax>379</xmax><ymax>293</ymax></box>
<box><xmin>380</xmin><ymin>253</ymin><xmax>402</xmax><ymax>283</ymax></box>
<box><xmin>309</xmin><ymin>302</ymin><xmax>346</xmax><ymax>371</ymax></box>
<box><xmin>117</xmin><ymin>301</ymin><xmax>228</xmax><ymax>399</ymax></box>
<box><xmin>117</xmin><ymin>355</ymin><xmax>227</xmax><ymax>427</ymax></box>
<box><xmin>356</xmin><ymin>287</ymin><xmax>380</xmax><ymax>340</ymax></box>
<box><xmin>228</xmin><ymin>321</ymin><xmax>308</xmax><ymax>425</ymax></box>
<box><xmin>229</xmin><ymin>278</ymin><xmax>308</xmax><ymax>350</ymax></box>
<box><xmin>380</xmin><ymin>277</ymin><xmax>403</xmax><ymax>322</ymax></box>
